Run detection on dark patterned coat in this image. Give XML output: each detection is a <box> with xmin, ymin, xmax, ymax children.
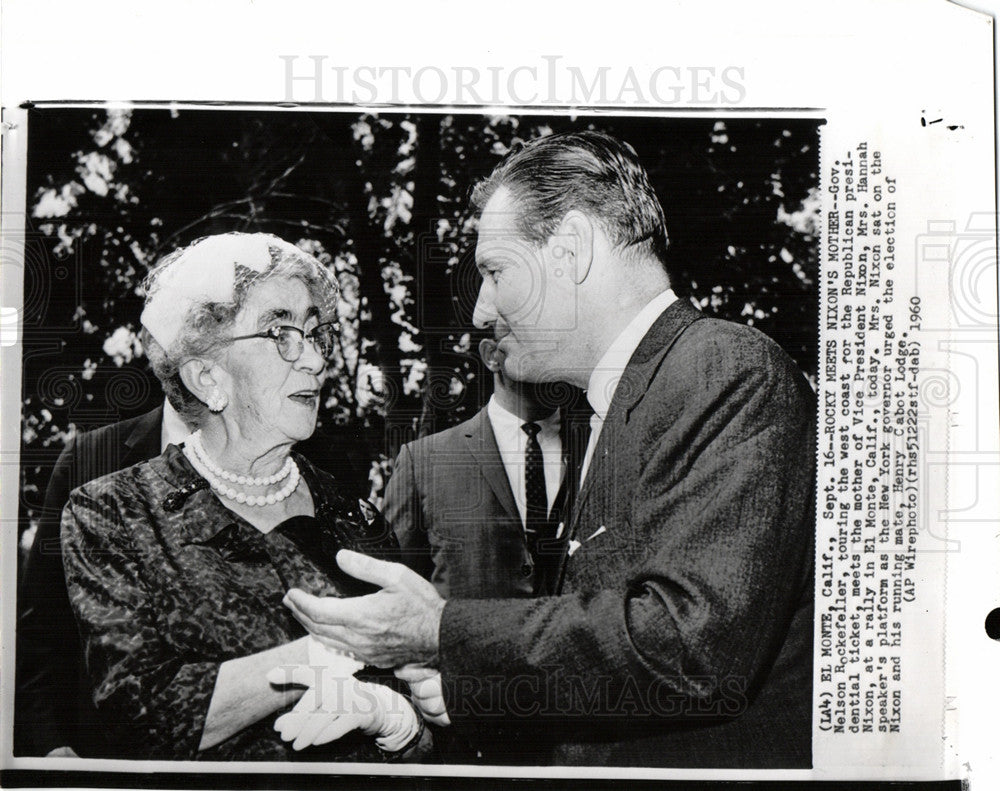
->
<box><xmin>16</xmin><ymin>407</ymin><xmax>162</xmax><ymax>757</ymax></box>
<box><xmin>62</xmin><ymin>443</ymin><xmax>399</xmax><ymax>761</ymax></box>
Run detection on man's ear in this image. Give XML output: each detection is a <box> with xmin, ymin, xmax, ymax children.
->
<box><xmin>552</xmin><ymin>210</ymin><xmax>594</xmax><ymax>284</ymax></box>
<box><xmin>178</xmin><ymin>358</ymin><xmax>221</xmax><ymax>406</ymax></box>
<box><xmin>478</xmin><ymin>338</ymin><xmax>502</xmax><ymax>373</ymax></box>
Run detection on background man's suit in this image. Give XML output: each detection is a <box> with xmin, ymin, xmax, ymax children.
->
<box><xmin>386</xmin><ymin>406</ymin><xmax>571</xmax><ymax>600</ymax></box>
<box><xmin>15</xmin><ymin>407</ymin><xmax>163</xmax><ymax>756</ymax></box>
<box><xmin>436</xmin><ymin>299</ymin><xmax>816</xmax><ymax>768</ymax></box>
<box><xmin>386</xmin><ymin>403</ymin><xmax>584</xmax><ymax>763</ymax></box>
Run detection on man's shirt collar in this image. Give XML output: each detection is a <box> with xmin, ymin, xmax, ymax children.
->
<box><xmin>487</xmin><ymin>393</ymin><xmax>560</xmax><ymax>438</ymax></box>
<box><xmin>586</xmin><ymin>289</ymin><xmax>678</xmax><ymax>420</ymax></box>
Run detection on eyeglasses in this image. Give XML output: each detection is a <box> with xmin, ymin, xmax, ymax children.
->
<box><xmin>226</xmin><ymin>322</ymin><xmax>339</xmax><ymax>363</ymax></box>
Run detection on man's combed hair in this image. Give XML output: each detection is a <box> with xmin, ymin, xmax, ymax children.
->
<box><xmin>471</xmin><ymin>130</ymin><xmax>670</xmax><ymax>266</ymax></box>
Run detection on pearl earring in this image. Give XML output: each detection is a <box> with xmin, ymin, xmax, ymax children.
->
<box><xmin>207</xmin><ymin>390</ymin><xmax>228</xmax><ymax>412</ymax></box>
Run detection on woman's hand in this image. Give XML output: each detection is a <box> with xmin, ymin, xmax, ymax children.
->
<box><xmin>266</xmin><ymin>638</ymin><xmax>420</xmax><ymax>752</ymax></box>
<box><xmin>394</xmin><ymin>664</ymin><xmax>451</xmax><ymax>727</ymax></box>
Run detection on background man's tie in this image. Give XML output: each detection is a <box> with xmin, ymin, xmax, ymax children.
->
<box><xmin>522</xmin><ymin>421</ymin><xmax>551</xmax><ymax>590</ymax></box>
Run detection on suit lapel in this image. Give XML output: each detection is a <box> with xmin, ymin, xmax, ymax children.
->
<box><xmin>557</xmin><ymin>400</ymin><xmax>592</xmax><ymax>530</ymax></box>
<box><xmin>557</xmin><ymin>300</ymin><xmax>705</xmax><ymax>591</ymax></box>
<box><xmin>464</xmin><ymin>408</ymin><xmax>520</xmax><ymax>522</ymax></box>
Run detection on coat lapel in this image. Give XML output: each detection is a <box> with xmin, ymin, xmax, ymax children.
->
<box><xmin>464</xmin><ymin>408</ymin><xmax>520</xmax><ymax>523</ymax></box>
<box><xmin>558</xmin><ymin>300</ymin><xmax>705</xmax><ymax>588</ymax></box>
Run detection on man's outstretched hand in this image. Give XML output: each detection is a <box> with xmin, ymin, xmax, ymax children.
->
<box><xmin>283</xmin><ymin>549</ymin><xmax>447</xmax><ymax>668</ymax></box>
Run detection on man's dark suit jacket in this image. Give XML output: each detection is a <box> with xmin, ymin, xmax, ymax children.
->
<box><xmin>15</xmin><ymin>407</ymin><xmax>163</xmax><ymax>756</ymax></box>
<box><xmin>436</xmin><ymin>299</ymin><xmax>816</xmax><ymax>768</ymax></box>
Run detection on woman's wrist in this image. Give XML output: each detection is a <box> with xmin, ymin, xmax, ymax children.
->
<box><xmin>377</xmin><ymin>703</ymin><xmax>425</xmax><ymax>757</ymax></box>
<box><xmin>368</xmin><ymin>683</ymin><xmax>420</xmax><ymax>752</ymax></box>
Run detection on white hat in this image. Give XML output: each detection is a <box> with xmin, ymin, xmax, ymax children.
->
<box><xmin>140</xmin><ymin>232</ymin><xmax>322</xmax><ymax>353</ymax></box>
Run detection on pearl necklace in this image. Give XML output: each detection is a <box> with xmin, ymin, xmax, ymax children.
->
<box><xmin>187</xmin><ymin>430</ymin><xmax>292</xmax><ymax>486</ymax></box>
<box><xmin>182</xmin><ymin>430</ymin><xmax>300</xmax><ymax>507</ymax></box>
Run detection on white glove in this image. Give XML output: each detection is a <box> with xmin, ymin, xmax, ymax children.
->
<box><xmin>267</xmin><ymin>638</ymin><xmax>419</xmax><ymax>752</ymax></box>
<box><xmin>308</xmin><ymin>634</ymin><xmax>365</xmax><ymax>678</ymax></box>
<box><xmin>395</xmin><ymin>663</ymin><xmax>451</xmax><ymax>727</ymax></box>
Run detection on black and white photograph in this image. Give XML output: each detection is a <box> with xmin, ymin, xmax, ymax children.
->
<box><xmin>10</xmin><ymin>107</ymin><xmax>820</xmax><ymax>769</ymax></box>
<box><xmin>1</xmin><ymin>2</ymin><xmax>997</xmax><ymax>790</ymax></box>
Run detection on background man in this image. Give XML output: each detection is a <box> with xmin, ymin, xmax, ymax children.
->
<box><xmin>387</xmin><ymin>334</ymin><xmax>585</xmax><ymax>599</ymax></box>
<box><xmin>385</xmin><ymin>335</ymin><xmax>587</xmax><ymax>762</ymax></box>
<box><xmin>284</xmin><ymin>130</ymin><xmax>816</xmax><ymax>768</ymax></box>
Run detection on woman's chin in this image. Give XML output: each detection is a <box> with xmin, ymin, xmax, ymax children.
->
<box><xmin>290</xmin><ymin>422</ymin><xmax>318</xmax><ymax>443</ymax></box>
<box><xmin>273</xmin><ymin>417</ymin><xmax>319</xmax><ymax>445</ymax></box>
<box><xmin>284</xmin><ymin>397</ymin><xmax>320</xmax><ymax>428</ymax></box>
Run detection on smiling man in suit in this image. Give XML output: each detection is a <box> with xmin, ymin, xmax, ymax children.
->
<box><xmin>284</xmin><ymin>130</ymin><xmax>816</xmax><ymax>768</ymax></box>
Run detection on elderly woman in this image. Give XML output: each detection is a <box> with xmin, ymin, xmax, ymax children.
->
<box><xmin>62</xmin><ymin>233</ymin><xmax>424</xmax><ymax>761</ymax></box>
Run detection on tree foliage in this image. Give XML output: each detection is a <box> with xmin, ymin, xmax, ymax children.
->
<box><xmin>17</xmin><ymin>108</ymin><xmax>819</xmax><ymax>541</ymax></box>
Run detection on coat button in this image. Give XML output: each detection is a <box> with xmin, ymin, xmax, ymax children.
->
<box><xmin>521</xmin><ymin>562</ymin><xmax>533</xmax><ymax>578</ymax></box>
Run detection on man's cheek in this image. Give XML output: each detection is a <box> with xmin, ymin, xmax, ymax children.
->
<box><xmin>501</xmin><ymin>349</ymin><xmax>536</xmax><ymax>382</ymax></box>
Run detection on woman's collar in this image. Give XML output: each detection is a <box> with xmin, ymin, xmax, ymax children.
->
<box><xmin>147</xmin><ymin>442</ymin><xmax>338</xmax><ymax>544</ymax></box>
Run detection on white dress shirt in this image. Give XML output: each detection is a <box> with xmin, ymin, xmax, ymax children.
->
<box><xmin>486</xmin><ymin>395</ymin><xmax>563</xmax><ymax>525</ymax></box>
<box><xmin>161</xmin><ymin>398</ymin><xmax>191</xmax><ymax>451</ymax></box>
<box><xmin>579</xmin><ymin>288</ymin><xmax>678</xmax><ymax>487</ymax></box>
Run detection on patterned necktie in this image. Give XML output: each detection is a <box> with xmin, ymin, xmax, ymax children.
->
<box><xmin>521</xmin><ymin>421</ymin><xmax>548</xmax><ymax>554</ymax></box>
